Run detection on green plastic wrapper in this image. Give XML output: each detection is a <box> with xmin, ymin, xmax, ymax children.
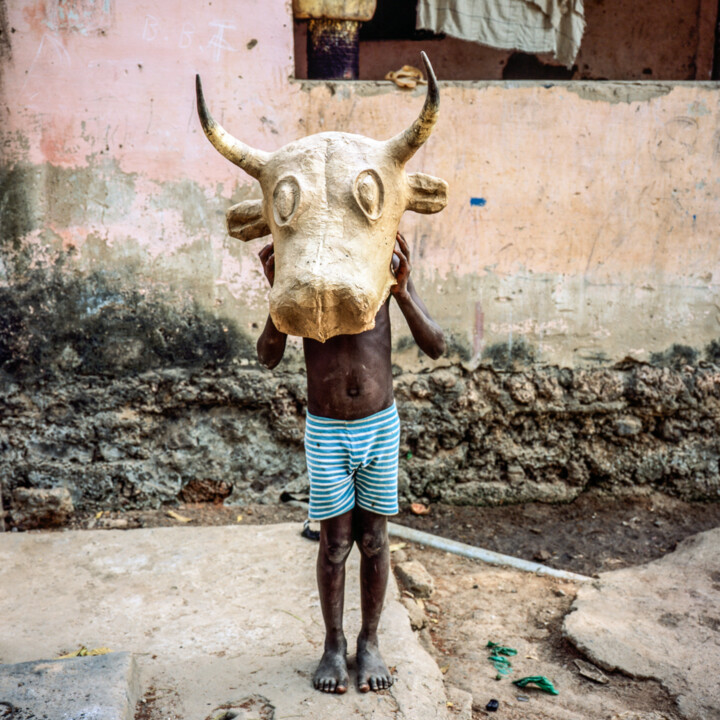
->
<box><xmin>513</xmin><ymin>676</ymin><xmax>559</xmax><ymax>695</ymax></box>
<box><xmin>486</xmin><ymin>641</ymin><xmax>518</xmax><ymax>656</ymax></box>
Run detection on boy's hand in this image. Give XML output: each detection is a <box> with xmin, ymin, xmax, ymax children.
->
<box><xmin>259</xmin><ymin>242</ymin><xmax>275</xmax><ymax>287</ymax></box>
<box><xmin>390</xmin><ymin>232</ymin><xmax>411</xmax><ymax>297</ymax></box>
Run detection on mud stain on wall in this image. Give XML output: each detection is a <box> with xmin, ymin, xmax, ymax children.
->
<box><xmin>0</xmin><ymin>265</ymin><xmax>253</xmax><ymax>381</ymax></box>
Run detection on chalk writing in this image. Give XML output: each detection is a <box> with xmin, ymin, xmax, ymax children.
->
<box><xmin>143</xmin><ymin>15</ymin><xmax>159</xmax><ymax>42</ymax></box>
<box><xmin>208</xmin><ymin>21</ymin><xmax>237</xmax><ymax>62</ymax></box>
<box><xmin>179</xmin><ymin>22</ymin><xmax>195</xmax><ymax>49</ymax></box>
<box><xmin>22</xmin><ymin>33</ymin><xmax>72</xmax><ymax>95</ymax></box>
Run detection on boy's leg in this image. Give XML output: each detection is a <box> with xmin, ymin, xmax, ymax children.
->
<box><xmin>314</xmin><ymin>509</ymin><xmax>354</xmax><ymax>693</ymax></box>
<box><xmin>353</xmin><ymin>506</ymin><xmax>393</xmax><ymax>692</ymax></box>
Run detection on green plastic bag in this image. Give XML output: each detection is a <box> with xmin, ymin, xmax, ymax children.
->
<box><xmin>513</xmin><ymin>676</ymin><xmax>559</xmax><ymax>695</ymax></box>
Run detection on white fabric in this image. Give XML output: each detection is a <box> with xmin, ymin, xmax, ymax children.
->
<box><xmin>416</xmin><ymin>0</ymin><xmax>585</xmax><ymax>68</ymax></box>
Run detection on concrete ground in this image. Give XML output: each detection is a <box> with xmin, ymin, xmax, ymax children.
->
<box><xmin>564</xmin><ymin>528</ymin><xmax>720</xmax><ymax>720</ymax></box>
<box><xmin>0</xmin><ymin>524</ymin><xmax>449</xmax><ymax>720</ymax></box>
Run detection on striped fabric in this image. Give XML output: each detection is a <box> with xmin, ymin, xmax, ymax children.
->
<box><xmin>305</xmin><ymin>403</ymin><xmax>400</xmax><ymax>521</ymax></box>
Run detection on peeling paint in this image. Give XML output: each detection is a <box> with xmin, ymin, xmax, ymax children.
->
<box><xmin>563</xmin><ymin>82</ymin><xmax>674</xmax><ymax>104</ymax></box>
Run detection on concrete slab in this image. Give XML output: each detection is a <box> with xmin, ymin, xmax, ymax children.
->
<box><xmin>0</xmin><ymin>524</ymin><xmax>449</xmax><ymax>719</ymax></box>
<box><xmin>0</xmin><ymin>652</ymin><xmax>139</xmax><ymax>720</ymax></box>
<box><xmin>563</xmin><ymin>528</ymin><xmax>720</xmax><ymax>720</ymax></box>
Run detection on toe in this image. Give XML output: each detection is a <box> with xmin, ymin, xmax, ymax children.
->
<box><xmin>358</xmin><ymin>680</ymin><xmax>370</xmax><ymax>693</ymax></box>
<box><xmin>369</xmin><ymin>677</ymin><xmax>378</xmax><ymax>691</ymax></box>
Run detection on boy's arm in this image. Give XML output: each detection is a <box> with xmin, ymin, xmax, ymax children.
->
<box><xmin>256</xmin><ymin>243</ymin><xmax>288</xmax><ymax>369</ymax></box>
<box><xmin>391</xmin><ymin>233</ymin><xmax>446</xmax><ymax>360</ymax></box>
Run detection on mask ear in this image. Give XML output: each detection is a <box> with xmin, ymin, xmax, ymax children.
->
<box><xmin>226</xmin><ymin>199</ymin><xmax>271</xmax><ymax>241</ymax></box>
<box><xmin>406</xmin><ymin>172</ymin><xmax>449</xmax><ymax>214</ymax></box>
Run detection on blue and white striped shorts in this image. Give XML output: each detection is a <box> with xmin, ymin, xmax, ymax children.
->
<box><xmin>305</xmin><ymin>403</ymin><xmax>401</xmax><ymax>521</ymax></box>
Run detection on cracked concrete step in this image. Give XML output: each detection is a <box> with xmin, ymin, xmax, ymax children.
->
<box><xmin>0</xmin><ymin>524</ymin><xmax>450</xmax><ymax>719</ymax></box>
<box><xmin>0</xmin><ymin>652</ymin><xmax>139</xmax><ymax>720</ymax></box>
<box><xmin>563</xmin><ymin>528</ymin><xmax>720</xmax><ymax>720</ymax></box>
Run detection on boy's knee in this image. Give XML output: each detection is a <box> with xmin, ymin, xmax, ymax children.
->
<box><xmin>359</xmin><ymin>530</ymin><xmax>387</xmax><ymax>558</ymax></box>
<box><xmin>324</xmin><ymin>537</ymin><xmax>353</xmax><ymax>565</ymax></box>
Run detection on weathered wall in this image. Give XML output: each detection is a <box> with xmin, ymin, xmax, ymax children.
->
<box><xmin>1</xmin><ymin>0</ymin><xmax>719</xmax><ymax>514</ymax></box>
<box><xmin>2</xmin><ymin>361</ymin><xmax>720</xmax><ymax>515</ymax></box>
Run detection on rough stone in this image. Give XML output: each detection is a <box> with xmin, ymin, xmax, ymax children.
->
<box><xmin>0</xmin><ymin>524</ymin><xmax>450</xmax><ymax>720</ymax></box>
<box><xmin>392</xmin><ymin>548</ymin><xmax>408</xmax><ymax>563</ymax></box>
<box><xmin>572</xmin><ymin>658</ymin><xmax>609</xmax><ymax>684</ymax></box>
<box><xmin>445</xmin><ymin>685</ymin><xmax>473</xmax><ymax>720</ymax></box>
<box><xmin>400</xmin><ymin>596</ymin><xmax>427</xmax><ymax>630</ymax></box>
<box><xmin>1</xmin><ymin>349</ymin><xmax>719</xmax><ymax>514</ymax></box>
<box><xmin>0</xmin><ymin>652</ymin><xmax>139</xmax><ymax>720</ymax></box>
<box><xmin>563</xmin><ymin>528</ymin><xmax>720</xmax><ymax>720</ymax></box>
<box><xmin>10</xmin><ymin>487</ymin><xmax>73</xmax><ymax>529</ymax></box>
<box><xmin>395</xmin><ymin>560</ymin><xmax>435</xmax><ymax>598</ymax></box>
<box><xmin>615</xmin><ymin>415</ymin><xmax>643</xmax><ymax>436</ymax></box>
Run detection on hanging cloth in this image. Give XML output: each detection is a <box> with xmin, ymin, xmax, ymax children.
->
<box><xmin>416</xmin><ymin>0</ymin><xmax>585</xmax><ymax>68</ymax></box>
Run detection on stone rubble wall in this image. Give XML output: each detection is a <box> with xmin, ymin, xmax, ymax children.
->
<box><xmin>2</xmin><ymin>359</ymin><xmax>718</xmax><ymax>514</ymax></box>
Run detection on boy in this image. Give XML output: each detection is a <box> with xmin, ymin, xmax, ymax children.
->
<box><xmin>256</xmin><ymin>232</ymin><xmax>445</xmax><ymax>694</ymax></box>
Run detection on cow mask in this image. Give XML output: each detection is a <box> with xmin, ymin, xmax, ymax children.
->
<box><xmin>196</xmin><ymin>52</ymin><xmax>448</xmax><ymax>342</ymax></box>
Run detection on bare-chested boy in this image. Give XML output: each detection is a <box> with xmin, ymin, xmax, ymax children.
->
<box><xmin>256</xmin><ymin>232</ymin><xmax>445</xmax><ymax>694</ymax></box>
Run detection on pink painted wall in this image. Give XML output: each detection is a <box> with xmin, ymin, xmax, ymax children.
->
<box><xmin>2</xmin><ymin>0</ymin><xmax>719</xmax><ymax>369</ymax></box>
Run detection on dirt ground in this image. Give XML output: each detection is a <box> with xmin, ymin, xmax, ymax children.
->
<box><xmin>44</xmin><ymin>491</ymin><xmax>720</xmax><ymax>719</ymax></box>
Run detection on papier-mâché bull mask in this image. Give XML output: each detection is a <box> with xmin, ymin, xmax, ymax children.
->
<box><xmin>196</xmin><ymin>52</ymin><xmax>448</xmax><ymax>342</ymax></box>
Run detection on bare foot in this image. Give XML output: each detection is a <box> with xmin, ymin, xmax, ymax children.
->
<box><xmin>357</xmin><ymin>635</ymin><xmax>393</xmax><ymax>692</ymax></box>
<box><xmin>313</xmin><ymin>643</ymin><xmax>349</xmax><ymax>694</ymax></box>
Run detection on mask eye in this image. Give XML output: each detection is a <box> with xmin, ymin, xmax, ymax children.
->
<box><xmin>353</xmin><ymin>170</ymin><xmax>384</xmax><ymax>221</ymax></box>
<box><xmin>273</xmin><ymin>176</ymin><xmax>300</xmax><ymax>226</ymax></box>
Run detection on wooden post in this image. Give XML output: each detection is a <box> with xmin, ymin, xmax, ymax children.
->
<box><xmin>294</xmin><ymin>0</ymin><xmax>377</xmax><ymax>80</ymax></box>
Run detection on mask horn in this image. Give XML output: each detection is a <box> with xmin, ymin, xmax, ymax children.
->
<box><xmin>386</xmin><ymin>52</ymin><xmax>440</xmax><ymax>166</ymax></box>
<box><xmin>196</xmin><ymin>75</ymin><xmax>270</xmax><ymax>179</ymax></box>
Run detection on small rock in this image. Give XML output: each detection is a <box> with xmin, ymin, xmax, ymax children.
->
<box><xmin>554</xmin><ymin>588</ymin><xmax>567</xmax><ymax>597</ymax></box>
<box><xmin>99</xmin><ymin>518</ymin><xmax>129</xmax><ymax>530</ymax></box>
<box><xmin>485</xmin><ymin>698</ymin><xmax>499</xmax><ymax>711</ymax></box>
<box><xmin>425</xmin><ymin>603</ymin><xmax>440</xmax><ymax>615</ymax></box>
<box><xmin>400</xmin><ymin>597</ymin><xmax>427</xmax><ymax>630</ymax></box>
<box><xmin>410</xmin><ymin>380</ymin><xmax>431</xmax><ymax>398</ymax></box>
<box><xmin>506</xmin><ymin>464</ymin><xmax>526</xmax><ymax>484</ymax></box>
<box><xmin>574</xmin><ymin>658</ymin><xmax>609</xmax><ymax>684</ymax></box>
<box><xmin>506</xmin><ymin>375</ymin><xmax>537</xmax><ymax>404</ymax></box>
<box><xmin>615</xmin><ymin>415</ymin><xmax>642</xmax><ymax>437</ymax></box>
<box><xmin>392</xmin><ymin>549</ymin><xmax>408</xmax><ymax>563</ymax></box>
<box><xmin>395</xmin><ymin>561</ymin><xmax>435</xmax><ymax>598</ymax></box>
<box><xmin>430</xmin><ymin>369</ymin><xmax>457</xmax><ymax>390</ymax></box>
<box><xmin>410</xmin><ymin>502</ymin><xmax>431</xmax><ymax>516</ymax></box>
<box><xmin>534</xmin><ymin>549</ymin><xmax>552</xmax><ymax>562</ymax></box>
<box><xmin>516</xmin><ymin>695</ymin><xmax>529</xmax><ymax>702</ymax></box>
<box><xmin>11</xmin><ymin>487</ymin><xmax>73</xmax><ymax>529</ymax></box>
